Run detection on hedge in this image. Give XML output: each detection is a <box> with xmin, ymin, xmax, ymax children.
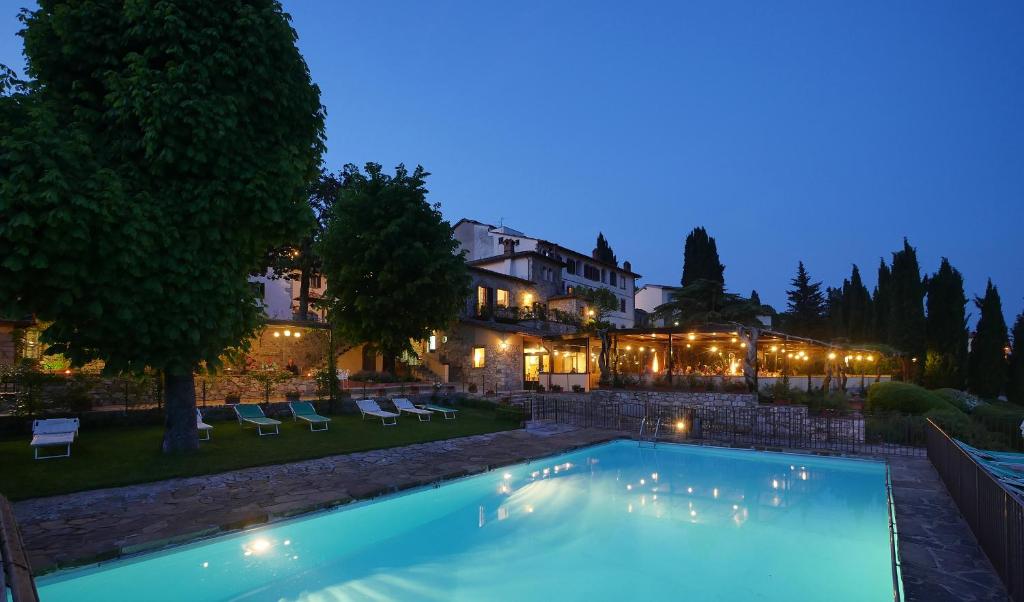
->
<box><xmin>865</xmin><ymin>382</ymin><xmax>954</xmax><ymax>415</ymax></box>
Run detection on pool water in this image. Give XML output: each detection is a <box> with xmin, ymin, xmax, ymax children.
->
<box><xmin>37</xmin><ymin>441</ymin><xmax>896</xmax><ymax>601</ymax></box>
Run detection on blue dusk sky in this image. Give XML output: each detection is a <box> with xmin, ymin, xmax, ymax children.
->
<box><xmin>2</xmin><ymin>1</ymin><xmax>1022</xmax><ymax>323</ymax></box>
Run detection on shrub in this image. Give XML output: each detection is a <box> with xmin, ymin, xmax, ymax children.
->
<box><xmin>456</xmin><ymin>397</ymin><xmax>497</xmax><ymax>410</ymax></box>
<box><xmin>549</xmin><ymin>384</ymin><xmax>563</xmax><ymax>392</ymax></box>
<box><xmin>349</xmin><ymin>370</ymin><xmax>397</xmax><ymax>383</ymax></box>
<box><xmin>764</xmin><ymin>379</ymin><xmax>796</xmax><ymax>403</ymax></box>
<box><xmin>933</xmin><ymin>388</ymin><xmax>983</xmax><ymax>413</ymax></box>
<box><xmin>467</xmin><ymin>383</ymin><xmax>478</xmax><ymax>393</ymax></box>
<box><xmin>724</xmin><ymin>380</ymin><xmax>748</xmax><ymax>393</ymax></box>
<box><xmin>495</xmin><ymin>405</ymin><xmax>526</xmax><ymax>423</ymax></box>
<box><xmin>865</xmin><ymin>382</ymin><xmax>953</xmax><ymax>415</ymax></box>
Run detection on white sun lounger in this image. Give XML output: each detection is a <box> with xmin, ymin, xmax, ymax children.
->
<box><xmin>197</xmin><ymin>409</ymin><xmax>213</xmax><ymax>441</ymax></box>
<box><xmin>392</xmin><ymin>398</ymin><xmax>433</xmax><ymax>422</ymax></box>
<box><xmin>356</xmin><ymin>399</ymin><xmax>399</xmax><ymax>426</ymax></box>
<box><xmin>31</xmin><ymin>418</ymin><xmax>80</xmax><ymax>459</ymax></box>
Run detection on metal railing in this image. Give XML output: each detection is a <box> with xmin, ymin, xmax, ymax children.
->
<box><xmin>0</xmin><ymin>495</ymin><xmax>39</xmax><ymax>602</ymax></box>
<box><xmin>526</xmin><ymin>397</ymin><xmax>928</xmax><ymax>457</ymax></box>
<box><xmin>926</xmin><ymin>419</ymin><xmax>1024</xmax><ymax>601</ymax></box>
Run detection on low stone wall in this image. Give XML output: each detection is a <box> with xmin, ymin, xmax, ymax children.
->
<box><xmin>8</xmin><ymin>374</ymin><xmax>322</xmax><ymax>412</ymax></box>
<box><xmin>586</xmin><ymin>389</ymin><xmax>758</xmax><ymax>408</ymax></box>
<box><xmin>532</xmin><ymin>389</ymin><xmax>864</xmax><ymax>445</ymax></box>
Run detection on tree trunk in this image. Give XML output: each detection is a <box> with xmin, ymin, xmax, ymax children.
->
<box><xmin>298</xmin><ymin>264</ymin><xmax>311</xmax><ymax>321</ymax></box>
<box><xmin>162</xmin><ymin>371</ymin><xmax>199</xmax><ymax>453</ymax></box>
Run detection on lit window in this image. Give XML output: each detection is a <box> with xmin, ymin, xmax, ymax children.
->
<box><xmin>472</xmin><ymin>347</ymin><xmax>486</xmax><ymax>368</ymax></box>
<box><xmin>428</xmin><ymin>335</ymin><xmax>437</xmax><ymax>351</ymax></box>
<box><xmin>523</xmin><ymin>292</ymin><xmax>534</xmax><ymax>306</ymax></box>
<box><xmin>496</xmin><ymin>289</ymin><xmax>509</xmax><ymax>308</ymax></box>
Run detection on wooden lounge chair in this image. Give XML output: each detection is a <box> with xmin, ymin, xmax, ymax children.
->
<box><xmin>196</xmin><ymin>409</ymin><xmax>213</xmax><ymax>440</ymax></box>
<box><xmin>233</xmin><ymin>404</ymin><xmax>282</xmax><ymax>436</ymax></box>
<box><xmin>356</xmin><ymin>399</ymin><xmax>399</xmax><ymax>426</ymax></box>
<box><xmin>289</xmin><ymin>401</ymin><xmax>331</xmax><ymax>431</ymax></box>
<box><xmin>392</xmin><ymin>398</ymin><xmax>432</xmax><ymax>422</ymax></box>
<box><xmin>31</xmin><ymin>418</ymin><xmax>79</xmax><ymax>459</ymax></box>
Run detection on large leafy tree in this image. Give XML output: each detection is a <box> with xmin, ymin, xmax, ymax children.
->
<box><xmin>783</xmin><ymin>261</ymin><xmax>825</xmax><ymax>338</ymax></box>
<box><xmin>318</xmin><ymin>163</ymin><xmax>470</xmax><ymax>373</ymax></box>
<box><xmin>967</xmin><ymin>280</ymin><xmax>1008</xmax><ymax>398</ymax></box>
<box><xmin>923</xmin><ymin>258</ymin><xmax>968</xmax><ymax>389</ymax></box>
<box><xmin>681</xmin><ymin>227</ymin><xmax>725</xmax><ymax>286</ymax></box>
<box><xmin>0</xmin><ymin>1</ymin><xmax>325</xmax><ymax>452</ymax></box>
<box><xmin>592</xmin><ymin>232</ymin><xmax>617</xmax><ymax>266</ymax></box>
<box><xmin>1008</xmin><ymin>312</ymin><xmax>1024</xmax><ymax>406</ymax></box>
<box><xmin>888</xmin><ymin>239</ymin><xmax>927</xmax><ymax>381</ymax></box>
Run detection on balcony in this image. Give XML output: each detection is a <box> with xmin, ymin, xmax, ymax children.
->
<box><xmin>469</xmin><ymin>304</ymin><xmax>580</xmax><ymax>335</ymax></box>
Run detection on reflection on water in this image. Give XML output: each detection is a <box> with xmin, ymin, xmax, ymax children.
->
<box><xmin>37</xmin><ymin>442</ymin><xmax>892</xmax><ymax>602</ymax></box>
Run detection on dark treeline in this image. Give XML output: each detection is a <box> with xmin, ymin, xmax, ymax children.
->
<box><xmin>668</xmin><ymin>227</ymin><xmax>1022</xmax><ymax>401</ymax></box>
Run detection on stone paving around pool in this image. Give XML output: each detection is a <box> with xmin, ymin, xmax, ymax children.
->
<box><xmin>13</xmin><ymin>425</ymin><xmax>1011</xmax><ymax>602</ymax></box>
<box><xmin>14</xmin><ymin>424</ymin><xmax>617</xmax><ymax>574</ymax></box>
<box><xmin>888</xmin><ymin>456</ymin><xmax>1009</xmax><ymax>601</ymax></box>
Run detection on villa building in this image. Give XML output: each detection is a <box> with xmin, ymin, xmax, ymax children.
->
<box><xmin>413</xmin><ymin>219</ymin><xmax>644</xmax><ymax>393</ymax></box>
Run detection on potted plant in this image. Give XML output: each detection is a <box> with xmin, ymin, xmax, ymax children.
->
<box><xmin>225</xmin><ymin>392</ymin><xmax>241</xmax><ymax>405</ymax></box>
<box><xmin>285</xmin><ymin>389</ymin><xmax>301</xmax><ymax>402</ymax></box>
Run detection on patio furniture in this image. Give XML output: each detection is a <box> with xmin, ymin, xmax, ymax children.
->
<box><xmin>391</xmin><ymin>398</ymin><xmax>433</xmax><ymax>422</ymax></box>
<box><xmin>417</xmin><ymin>402</ymin><xmax>459</xmax><ymax>420</ymax></box>
<box><xmin>289</xmin><ymin>401</ymin><xmax>331</xmax><ymax>432</ymax></box>
<box><xmin>196</xmin><ymin>409</ymin><xmax>213</xmax><ymax>441</ymax></box>
<box><xmin>30</xmin><ymin>418</ymin><xmax>80</xmax><ymax>460</ymax></box>
<box><xmin>356</xmin><ymin>399</ymin><xmax>399</xmax><ymax>426</ymax></box>
<box><xmin>233</xmin><ymin>404</ymin><xmax>282</xmax><ymax>436</ymax></box>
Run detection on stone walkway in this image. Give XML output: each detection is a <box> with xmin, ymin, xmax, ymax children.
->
<box><xmin>889</xmin><ymin>456</ymin><xmax>1009</xmax><ymax>601</ymax></box>
<box><xmin>15</xmin><ymin>425</ymin><xmax>616</xmax><ymax>573</ymax></box>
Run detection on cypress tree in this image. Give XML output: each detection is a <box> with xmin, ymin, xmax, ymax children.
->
<box><xmin>967</xmin><ymin>280</ymin><xmax>1009</xmax><ymax>398</ymax></box>
<box><xmin>592</xmin><ymin>232</ymin><xmax>617</xmax><ymax>266</ymax></box>
<box><xmin>825</xmin><ymin>286</ymin><xmax>845</xmax><ymax>339</ymax></box>
<box><xmin>889</xmin><ymin>239</ymin><xmax>926</xmax><ymax>381</ymax></box>
<box><xmin>784</xmin><ymin>261</ymin><xmax>825</xmax><ymax>338</ymax></box>
<box><xmin>872</xmin><ymin>259</ymin><xmax>892</xmax><ymax>343</ymax></box>
<box><xmin>750</xmin><ymin>290</ymin><xmax>761</xmax><ymax>306</ymax></box>
<box><xmin>923</xmin><ymin>258</ymin><xmax>968</xmax><ymax>389</ymax></box>
<box><xmin>681</xmin><ymin>227</ymin><xmax>725</xmax><ymax>286</ymax></box>
<box><xmin>842</xmin><ymin>265</ymin><xmax>872</xmax><ymax>341</ymax></box>
<box><xmin>1008</xmin><ymin>313</ymin><xmax>1024</xmax><ymax>405</ymax></box>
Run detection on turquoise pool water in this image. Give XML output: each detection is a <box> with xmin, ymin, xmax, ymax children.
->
<box><xmin>37</xmin><ymin>441</ymin><xmax>896</xmax><ymax>601</ymax></box>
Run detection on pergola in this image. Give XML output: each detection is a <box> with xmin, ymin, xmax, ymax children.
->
<box><xmin>604</xmin><ymin>324</ymin><xmax>889</xmax><ymax>388</ymax></box>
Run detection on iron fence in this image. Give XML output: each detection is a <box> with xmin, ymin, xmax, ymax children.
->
<box><xmin>525</xmin><ymin>397</ymin><xmax>928</xmax><ymax>457</ymax></box>
<box><xmin>926</xmin><ymin>419</ymin><xmax>1024</xmax><ymax>601</ymax></box>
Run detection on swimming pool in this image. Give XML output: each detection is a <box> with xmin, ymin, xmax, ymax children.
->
<box><xmin>37</xmin><ymin>440</ymin><xmax>898</xmax><ymax>601</ymax></box>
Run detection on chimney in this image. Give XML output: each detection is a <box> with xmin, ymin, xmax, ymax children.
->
<box><xmin>623</xmin><ymin>260</ymin><xmax>632</xmax><ymax>273</ymax></box>
<box><xmin>499</xmin><ymin>237</ymin><xmax>519</xmax><ymax>255</ymax></box>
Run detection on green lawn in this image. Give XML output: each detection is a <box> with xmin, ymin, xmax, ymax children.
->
<box><xmin>0</xmin><ymin>408</ymin><xmax>517</xmax><ymax>501</ymax></box>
